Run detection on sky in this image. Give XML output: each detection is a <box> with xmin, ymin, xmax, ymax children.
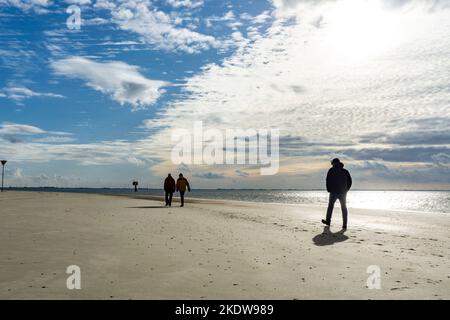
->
<box><xmin>0</xmin><ymin>0</ymin><xmax>449</xmax><ymax>190</ymax></box>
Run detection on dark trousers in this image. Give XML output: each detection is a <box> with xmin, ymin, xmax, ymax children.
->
<box><xmin>326</xmin><ymin>192</ymin><xmax>348</xmax><ymax>227</ymax></box>
<box><xmin>179</xmin><ymin>191</ymin><xmax>185</xmax><ymax>206</ymax></box>
<box><xmin>165</xmin><ymin>191</ymin><xmax>173</xmax><ymax>206</ymax></box>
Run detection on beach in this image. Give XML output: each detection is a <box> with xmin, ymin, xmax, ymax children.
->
<box><xmin>0</xmin><ymin>191</ymin><xmax>448</xmax><ymax>299</ymax></box>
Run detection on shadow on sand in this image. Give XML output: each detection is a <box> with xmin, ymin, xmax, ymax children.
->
<box><xmin>312</xmin><ymin>226</ymin><xmax>348</xmax><ymax>246</ymax></box>
<box><xmin>126</xmin><ymin>206</ymin><xmax>168</xmax><ymax>209</ymax></box>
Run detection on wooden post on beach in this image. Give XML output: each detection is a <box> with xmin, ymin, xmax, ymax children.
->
<box><xmin>1</xmin><ymin>160</ymin><xmax>6</xmax><ymax>192</ymax></box>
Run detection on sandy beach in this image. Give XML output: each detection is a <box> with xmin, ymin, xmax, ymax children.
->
<box><xmin>0</xmin><ymin>191</ymin><xmax>448</xmax><ymax>299</ymax></box>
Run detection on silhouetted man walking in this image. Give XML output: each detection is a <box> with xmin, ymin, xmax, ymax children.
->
<box><xmin>322</xmin><ymin>158</ymin><xmax>352</xmax><ymax>229</ymax></box>
<box><xmin>176</xmin><ymin>173</ymin><xmax>191</xmax><ymax>207</ymax></box>
<box><xmin>164</xmin><ymin>173</ymin><xmax>175</xmax><ymax>207</ymax></box>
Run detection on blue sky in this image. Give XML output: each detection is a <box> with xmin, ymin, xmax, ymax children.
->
<box><xmin>0</xmin><ymin>0</ymin><xmax>449</xmax><ymax>189</ymax></box>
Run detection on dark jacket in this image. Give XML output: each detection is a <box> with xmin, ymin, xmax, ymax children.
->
<box><xmin>326</xmin><ymin>164</ymin><xmax>352</xmax><ymax>194</ymax></box>
<box><xmin>164</xmin><ymin>176</ymin><xmax>176</xmax><ymax>192</ymax></box>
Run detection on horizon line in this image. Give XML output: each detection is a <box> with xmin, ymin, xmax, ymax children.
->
<box><xmin>5</xmin><ymin>187</ymin><xmax>450</xmax><ymax>192</ymax></box>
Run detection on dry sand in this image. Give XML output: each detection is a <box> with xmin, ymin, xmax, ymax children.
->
<box><xmin>0</xmin><ymin>191</ymin><xmax>448</xmax><ymax>299</ymax></box>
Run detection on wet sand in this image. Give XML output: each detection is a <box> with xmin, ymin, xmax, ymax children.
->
<box><xmin>0</xmin><ymin>191</ymin><xmax>448</xmax><ymax>299</ymax></box>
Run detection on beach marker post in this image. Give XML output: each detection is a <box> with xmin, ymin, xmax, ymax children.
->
<box><xmin>1</xmin><ymin>160</ymin><xmax>6</xmax><ymax>192</ymax></box>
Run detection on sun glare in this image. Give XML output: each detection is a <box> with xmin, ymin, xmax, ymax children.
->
<box><xmin>323</xmin><ymin>0</ymin><xmax>404</xmax><ymax>64</ymax></box>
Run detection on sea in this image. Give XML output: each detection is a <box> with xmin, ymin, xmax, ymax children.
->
<box><xmin>7</xmin><ymin>188</ymin><xmax>450</xmax><ymax>214</ymax></box>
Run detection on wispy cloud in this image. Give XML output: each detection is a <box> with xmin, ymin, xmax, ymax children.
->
<box><xmin>0</xmin><ymin>86</ymin><xmax>64</xmax><ymax>102</ymax></box>
<box><xmin>0</xmin><ymin>122</ymin><xmax>71</xmax><ymax>135</ymax></box>
<box><xmin>0</xmin><ymin>123</ymin><xmax>45</xmax><ymax>135</ymax></box>
<box><xmin>32</xmin><ymin>136</ymin><xmax>76</xmax><ymax>143</ymax></box>
<box><xmin>0</xmin><ymin>122</ymin><xmax>72</xmax><ymax>145</ymax></box>
<box><xmin>0</xmin><ymin>0</ymin><xmax>51</xmax><ymax>14</ymax></box>
<box><xmin>166</xmin><ymin>0</ymin><xmax>204</xmax><ymax>9</ymax></box>
<box><xmin>65</xmin><ymin>0</ymin><xmax>91</xmax><ymax>5</ymax></box>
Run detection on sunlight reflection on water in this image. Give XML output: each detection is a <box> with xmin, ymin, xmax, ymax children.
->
<box><xmin>187</xmin><ymin>190</ymin><xmax>450</xmax><ymax>213</ymax></box>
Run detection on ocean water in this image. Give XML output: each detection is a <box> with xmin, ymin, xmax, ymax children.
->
<box><xmin>9</xmin><ymin>188</ymin><xmax>450</xmax><ymax>214</ymax></box>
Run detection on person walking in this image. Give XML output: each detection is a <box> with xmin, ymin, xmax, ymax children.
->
<box><xmin>164</xmin><ymin>173</ymin><xmax>176</xmax><ymax>207</ymax></box>
<box><xmin>176</xmin><ymin>173</ymin><xmax>191</xmax><ymax>207</ymax></box>
<box><xmin>322</xmin><ymin>158</ymin><xmax>352</xmax><ymax>230</ymax></box>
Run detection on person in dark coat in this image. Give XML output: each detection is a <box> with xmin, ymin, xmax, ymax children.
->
<box><xmin>322</xmin><ymin>158</ymin><xmax>352</xmax><ymax>229</ymax></box>
<box><xmin>164</xmin><ymin>173</ymin><xmax>176</xmax><ymax>207</ymax></box>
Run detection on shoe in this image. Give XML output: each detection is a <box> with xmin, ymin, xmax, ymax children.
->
<box><xmin>321</xmin><ymin>219</ymin><xmax>330</xmax><ymax>226</ymax></box>
<box><xmin>342</xmin><ymin>225</ymin><xmax>347</xmax><ymax>230</ymax></box>
<box><xmin>180</xmin><ymin>204</ymin><xmax>184</xmax><ymax>207</ymax></box>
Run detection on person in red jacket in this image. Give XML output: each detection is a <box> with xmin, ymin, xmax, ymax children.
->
<box><xmin>164</xmin><ymin>173</ymin><xmax>176</xmax><ymax>207</ymax></box>
<box><xmin>322</xmin><ymin>158</ymin><xmax>352</xmax><ymax>230</ymax></box>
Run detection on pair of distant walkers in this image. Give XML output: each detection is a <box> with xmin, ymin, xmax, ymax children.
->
<box><xmin>322</xmin><ymin>158</ymin><xmax>352</xmax><ymax>230</ymax></box>
<box><xmin>162</xmin><ymin>159</ymin><xmax>351</xmax><ymax>227</ymax></box>
<box><xmin>164</xmin><ymin>173</ymin><xmax>191</xmax><ymax>207</ymax></box>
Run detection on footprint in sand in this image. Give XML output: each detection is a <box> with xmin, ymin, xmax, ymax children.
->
<box><xmin>390</xmin><ymin>287</ymin><xmax>410</xmax><ymax>291</ymax></box>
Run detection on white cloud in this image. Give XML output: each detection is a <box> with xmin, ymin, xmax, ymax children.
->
<box><xmin>83</xmin><ymin>17</ymin><xmax>109</xmax><ymax>25</ymax></box>
<box><xmin>0</xmin><ymin>86</ymin><xmax>64</xmax><ymax>101</ymax></box>
<box><xmin>253</xmin><ymin>11</ymin><xmax>272</xmax><ymax>24</ymax></box>
<box><xmin>107</xmin><ymin>0</ymin><xmax>218</xmax><ymax>53</ymax></box>
<box><xmin>0</xmin><ymin>0</ymin><xmax>91</xmax><ymax>13</ymax></box>
<box><xmin>0</xmin><ymin>0</ymin><xmax>51</xmax><ymax>14</ymax></box>
<box><xmin>65</xmin><ymin>0</ymin><xmax>91</xmax><ymax>5</ymax></box>
<box><xmin>222</xmin><ymin>10</ymin><xmax>235</xmax><ymax>21</ymax></box>
<box><xmin>94</xmin><ymin>0</ymin><xmax>116</xmax><ymax>10</ymax></box>
<box><xmin>166</xmin><ymin>0</ymin><xmax>203</xmax><ymax>9</ymax></box>
<box><xmin>205</xmin><ymin>10</ymin><xmax>236</xmax><ymax>28</ymax></box>
<box><xmin>51</xmin><ymin>56</ymin><xmax>169</xmax><ymax>109</ymax></box>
